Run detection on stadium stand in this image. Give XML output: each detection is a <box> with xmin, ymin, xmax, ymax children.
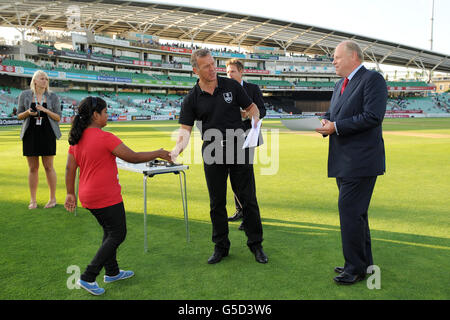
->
<box><xmin>387</xmin><ymin>81</ymin><xmax>430</xmax><ymax>87</ymax></box>
<box><xmin>387</xmin><ymin>93</ymin><xmax>450</xmax><ymax>114</ymax></box>
<box><xmin>248</xmin><ymin>79</ymin><xmax>294</xmax><ymax>87</ymax></box>
<box><xmin>0</xmin><ymin>6</ymin><xmax>445</xmax><ymax>121</ymax></box>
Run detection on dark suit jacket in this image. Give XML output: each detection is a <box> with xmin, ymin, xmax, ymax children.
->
<box><xmin>323</xmin><ymin>66</ymin><xmax>387</xmax><ymax>178</ymax></box>
<box><xmin>242</xmin><ymin>81</ymin><xmax>266</xmax><ymax>131</ymax></box>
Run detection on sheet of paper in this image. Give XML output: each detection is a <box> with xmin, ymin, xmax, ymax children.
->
<box><xmin>242</xmin><ymin>118</ymin><xmax>262</xmax><ymax>149</ymax></box>
<box><xmin>281</xmin><ymin>117</ymin><xmax>322</xmax><ymax>131</ymax></box>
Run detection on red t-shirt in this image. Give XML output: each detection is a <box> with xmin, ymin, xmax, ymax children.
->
<box><xmin>69</xmin><ymin>128</ymin><xmax>123</xmax><ymax>209</ymax></box>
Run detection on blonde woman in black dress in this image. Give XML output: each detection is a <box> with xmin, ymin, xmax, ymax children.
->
<box><xmin>17</xmin><ymin>70</ymin><xmax>62</xmax><ymax>209</ymax></box>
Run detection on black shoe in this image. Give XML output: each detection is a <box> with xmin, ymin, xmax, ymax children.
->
<box><xmin>207</xmin><ymin>250</ymin><xmax>228</xmax><ymax>264</ymax></box>
<box><xmin>228</xmin><ymin>210</ymin><xmax>243</xmax><ymax>221</ymax></box>
<box><xmin>253</xmin><ymin>247</ymin><xmax>268</xmax><ymax>264</ymax></box>
<box><xmin>334</xmin><ymin>266</ymin><xmax>373</xmax><ymax>274</ymax></box>
<box><xmin>333</xmin><ymin>272</ymin><xmax>365</xmax><ymax>285</ymax></box>
<box><xmin>238</xmin><ymin>221</ymin><xmax>244</xmax><ymax>231</ymax></box>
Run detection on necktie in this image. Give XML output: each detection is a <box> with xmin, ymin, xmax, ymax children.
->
<box><xmin>340</xmin><ymin>77</ymin><xmax>349</xmax><ymax>95</ymax></box>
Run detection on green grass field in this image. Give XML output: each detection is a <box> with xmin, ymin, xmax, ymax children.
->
<box><xmin>1</xmin><ymin>118</ymin><xmax>449</xmax><ymax>300</ymax></box>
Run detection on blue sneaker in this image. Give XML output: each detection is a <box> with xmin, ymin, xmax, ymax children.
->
<box><xmin>77</xmin><ymin>279</ymin><xmax>105</xmax><ymax>296</ymax></box>
<box><xmin>104</xmin><ymin>270</ymin><xmax>134</xmax><ymax>283</ymax></box>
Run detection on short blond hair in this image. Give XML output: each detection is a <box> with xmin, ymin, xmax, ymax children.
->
<box><xmin>30</xmin><ymin>70</ymin><xmax>50</xmax><ymax>94</ymax></box>
<box><xmin>226</xmin><ymin>58</ymin><xmax>244</xmax><ymax>71</ymax></box>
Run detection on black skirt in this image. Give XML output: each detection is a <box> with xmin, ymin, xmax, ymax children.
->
<box><xmin>22</xmin><ymin>105</ymin><xmax>56</xmax><ymax>157</ymax></box>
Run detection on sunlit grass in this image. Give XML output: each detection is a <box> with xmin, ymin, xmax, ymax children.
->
<box><xmin>1</xmin><ymin>118</ymin><xmax>449</xmax><ymax>300</ymax></box>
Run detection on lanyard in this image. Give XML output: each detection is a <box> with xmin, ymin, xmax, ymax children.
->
<box><xmin>33</xmin><ymin>92</ymin><xmax>47</xmax><ymax>105</ymax></box>
<box><xmin>33</xmin><ymin>92</ymin><xmax>47</xmax><ymax>119</ymax></box>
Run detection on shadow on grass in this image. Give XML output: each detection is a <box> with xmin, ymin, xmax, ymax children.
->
<box><xmin>262</xmin><ymin>217</ymin><xmax>450</xmax><ymax>251</ymax></box>
<box><xmin>1</xmin><ymin>201</ymin><xmax>449</xmax><ymax>300</ymax></box>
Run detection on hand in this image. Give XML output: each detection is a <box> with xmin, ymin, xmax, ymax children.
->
<box><xmin>240</xmin><ymin>109</ymin><xmax>249</xmax><ymax>119</ymax></box>
<box><xmin>315</xmin><ymin>119</ymin><xmax>336</xmax><ymax>136</ymax></box>
<box><xmin>245</xmin><ymin>103</ymin><xmax>260</xmax><ymax>128</ymax></box>
<box><xmin>28</xmin><ymin>108</ymin><xmax>38</xmax><ymax>117</ymax></box>
<box><xmin>169</xmin><ymin>147</ymin><xmax>180</xmax><ymax>163</ymax></box>
<box><xmin>35</xmin><ymin>104</ymin><xmax>48</xmax><ymax>114</ymax></box>
<box><xmin>158</xmin><ymin>148</ymin><xmax>173</xmax><ymax>163</ymax></box>
<box><xmin>64</xmin><ymin>194</ymin><xmax>77</xmax><ymax>213</ymax></box>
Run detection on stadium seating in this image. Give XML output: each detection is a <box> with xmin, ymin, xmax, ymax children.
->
<box><xmin>386</xmin><ymin>81</ymin><xmax>430</xmax><ymax>87</ymax></box>
<box><xmin>167</xmin><ymin>75</ymin><xmax>197</xmax><ymax>83</ymax></box>
<box><xmin>248</xmin><ymin>79</ymin><xmax>293</xmax><ymax>87</ymax></box>
<box><xmin>1</xmin><ymin>49</ymin><xmax>446</xmax><ymax>118</ymax></box>
<box><xmin>294</xmin><ymin>81</ymin><xmax>336</xmax><ymax>88</ymax></box>
<box><xmin>2</xmin><ymin>86</ymin><xmax>448</xmax><ymax>118</ymax></box>
<box><xmin>387</xmin><ymin>95</ymin><xmax>449</xmax><ymax>114</ymax></box>
<box><xmin>2</xmin><ymin>59</ymin><xmax>40</xmax><ymax>69</ymax></box>
<box><xmin>2</xmin><ymin>58</ymin><xmax>437</xmax><ymax>94</ymax></box>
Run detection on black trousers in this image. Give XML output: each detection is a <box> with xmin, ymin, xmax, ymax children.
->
<box><xmin>81</xmin><ymin>202</ymin><xmax>127</xmax><ymax>283</ymax></box>
<box><xmin>336</xmin><ymin>176</ymin><xmax>377</xmax><ymax>276</ymax></box>
<box><xmin>202</xmin><ymin>141</ymin><xmax>263</xmax><ymax>253</ymax></box>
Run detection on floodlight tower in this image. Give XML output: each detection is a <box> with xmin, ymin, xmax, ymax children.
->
<box><xmin>430</xmin><ymin>0</ymin><xmax>435</xmax><ymax>51</ymax></box>
<box><xmin>428</xmin><ymin>0</ymin><xmax>435</xmax><ymax>83</ymax></box>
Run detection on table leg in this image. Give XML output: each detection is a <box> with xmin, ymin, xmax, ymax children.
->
<box><xmin>179</xmin><ymin>170</ymin><xmax>190</xmax><ymax>242</ymax></box>
<box><xmin>144</xmin><ymin>175</ymin><xmax>148</xmax><ymax>252</ymax></box>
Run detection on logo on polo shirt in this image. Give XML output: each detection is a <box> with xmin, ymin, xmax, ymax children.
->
<box><xmin>223</xmin><ymin>92</ymin><xmax>233</xmax><ymax>104</ymax></box>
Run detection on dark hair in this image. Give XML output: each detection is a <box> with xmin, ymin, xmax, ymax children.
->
<box><xmin>68</xmin><ymin>96</ymin><xmax>107</xmax><ymax>145</ymax></box>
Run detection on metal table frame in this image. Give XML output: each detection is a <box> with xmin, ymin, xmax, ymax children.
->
<box><xmin>141</xmin><ymin>165</ymin><xmax>190</xmax><ymax>252</ymax></box>
<box><xmin>115</xmin><ymin>159</ymin><xmax>190</xmax><ymax>252</ymax></box>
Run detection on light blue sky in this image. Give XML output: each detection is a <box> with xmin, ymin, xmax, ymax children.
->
<box><xmin>143</xmin><ymin>0</ymin><xmax>450</xmax><ymax>55</ymax></box>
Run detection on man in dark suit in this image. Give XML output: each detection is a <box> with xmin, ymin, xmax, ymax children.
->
<box><xmin>316</xmin><ymin>40</ymin><xmax>387</xmax><ymax>285</ymax></box>
<box><xmin>226</xmin><ymin>59</ymin><xmax>266</xmax><ymax>230</ymax></box>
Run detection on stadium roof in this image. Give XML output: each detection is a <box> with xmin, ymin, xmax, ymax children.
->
<box><xmin>0</xmin><ymin>0</ymin><xmax>449</xmax><ymax>73</ymax></box>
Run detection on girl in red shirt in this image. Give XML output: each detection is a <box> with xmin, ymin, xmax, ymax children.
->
<box><xmin>64</xmin><ymin>96</ymin><xmax>171</xmax><ymax>296</ymax></box>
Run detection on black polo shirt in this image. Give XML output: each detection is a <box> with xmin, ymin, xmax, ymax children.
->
<box><xmin>179</xmin><ymin>76</ymin><xmax>253</xmax><ymax>137</ymax></box>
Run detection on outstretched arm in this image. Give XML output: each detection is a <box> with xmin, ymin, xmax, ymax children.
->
<box><xmin>169</xmin><ymin>124</ymin><xmax>193</xmax><ymax>162</ymax></box>
<box><xmin>112</xmin><ymin>143</ymin><xmax>172</xmax><ymax>163</ymax></box>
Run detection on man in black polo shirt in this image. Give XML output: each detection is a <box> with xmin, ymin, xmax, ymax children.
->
<box><xmin>170</xmin><ymin>49</ymin><xmax>268</xmax><ymax>264</ymax></box>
